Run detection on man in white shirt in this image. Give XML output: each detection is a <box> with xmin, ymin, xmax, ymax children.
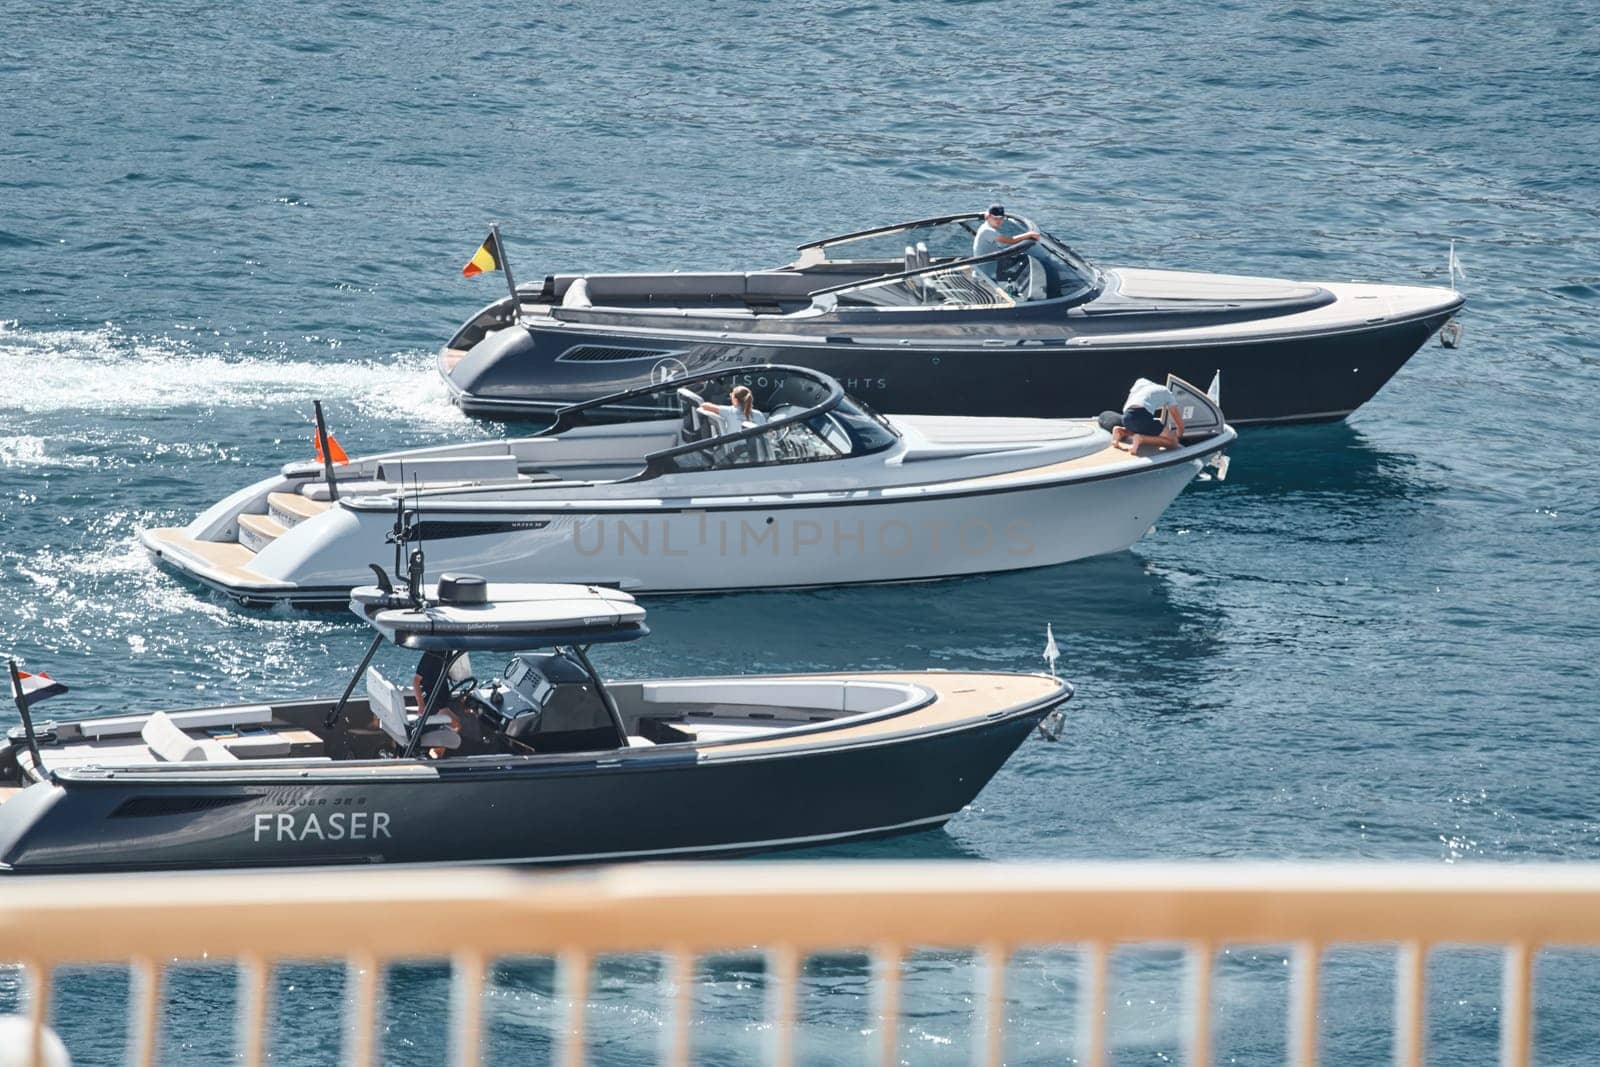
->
<box><xmin>1110</xmin><ymin>377</ymin><xmax>1185</xmax><ymax>454</ymax></box>
<box><xmin>972</xmin><ymin>205</ymin><xmax>1040</xmax><ymax>279</ymax></box>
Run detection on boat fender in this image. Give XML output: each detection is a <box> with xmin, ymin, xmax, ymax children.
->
<box><xmin>1097</xmin><ymin>411</ymin><xmax>1122</xmax><ymax>432</ymax></box>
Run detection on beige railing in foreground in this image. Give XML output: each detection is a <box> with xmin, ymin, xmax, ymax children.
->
<box><xmin>2</xmin><ymin>861</ymin><xmax>1598</xmax><ymax>1066</ymax></box>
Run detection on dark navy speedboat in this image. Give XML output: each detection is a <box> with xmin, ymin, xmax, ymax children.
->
<box><xmin>0</xmin><ymin>572</ymin><xmax>1069</xmax><ymax>874</ymax></box>
<box><xmin>440</xmin><ymin>211</ymin><xmax>1463</xmax><ymax>425</ymax></box>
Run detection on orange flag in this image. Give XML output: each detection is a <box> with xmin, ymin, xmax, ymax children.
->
<box><xmin>314</xmin><ymin>430</ymin><xmax>349</xmax><ymax>465</ymax></box>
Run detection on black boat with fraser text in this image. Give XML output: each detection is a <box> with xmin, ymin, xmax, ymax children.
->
<box><xmin>0</xmin><ymin>566</ymin><xmax>1070</xmax><ymax>874</ymax></box>
<box><xmin>440</xmin><ymin>211</ymin><xmax>1464</xmax><ymax>425</ymax></box>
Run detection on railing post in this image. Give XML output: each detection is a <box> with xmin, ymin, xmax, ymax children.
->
<box><xmin>237</xmin><ymin>953</ymin><xmax>271</xmax><ymax>1067</ymax></box>
<box><xmin>660</xmin><ymin>948</ymin><xmax>694</xmax><ymax>1067</ymax></box>
<box><xmin>1393</xmin><ymin>941</ymin><xmax>1427</xmax><ymax>1067</ymax></box>
<box><xmin>1187</xmin><ymin>941</ymin><xmax>1213</xmax><ymax>1067</ymax></box>
<box><xmin>978</xmin><ymin>941</ymin><xmax>1008</xmax><ymax>1067</ymax></box>
<box><xmin>126</xmin><ymin>955</ymin><xmax>162</xmax><ymax>1067</ymax></box>
<box><xmin>24</xmin><ymin>959</ymin><xmax>50</xmax><ymax>1067</ymax></box>
<box><xmin>1290</xmin><ymin>940</ymin><xmax>1321</xmax><ymax>1067</ymax></box>
<box><xmin>1501</xmin><ymin>941</ymin><xmax>1533</xmax><ymax>1067</ymax></box>
<box><xmin>765</xmin><ymin>945</ymin><xmax>801</xmax><ymax>1067</ymax></box>
<box><xmin>343</xmin><ymin>952</ymin><xmax>380</xmax><ymax>1067</ymax></box>
<box><xmin>450</xmin><ymin>949</ymin><xmax>485</xmax><ymax>1067</ymax></box>
<box><xmin>872</xmin><ymin>944</ymin><xmax>901</xmax><ymax>1067</ymax></box>
<box><xmin>1079</xmin><ymin>942</ymin><xmax>1109</xmax><ymax>1067</ymax></box>
<box><xmin>557</xmin><ymin>949</ymin><xmax>591</xmax><ymax>1067</ymax></box>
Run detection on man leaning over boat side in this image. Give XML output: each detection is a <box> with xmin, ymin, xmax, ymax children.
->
<box><xmin>1110</xmin><ymin>378</ymin><xmax>1185</xmax><ymax>455</ymax></box>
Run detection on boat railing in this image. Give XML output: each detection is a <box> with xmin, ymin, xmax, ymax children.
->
<box><xmin>1</xmin><ymin>860</ymin><xmax>1595</xmax><ymax>1065</ymax></box>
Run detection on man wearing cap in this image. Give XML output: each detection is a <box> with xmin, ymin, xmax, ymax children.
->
<box><xmin>973</xmin><ymin>204</ymin><xmax>1040</xmax><ymax>279</ymax></box>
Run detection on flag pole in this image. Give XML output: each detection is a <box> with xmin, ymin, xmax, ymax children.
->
<box><xmin>8</xmin><ymin>659</ymin><xmax>47</xmax><ymax>779</ymax></box>
<box><xmin>492</xmin><ymin>223</ymin><xmax>521</xmax><ymax>323</ymax></box>
<box><xmin>313</xmin><ymin>399</ymin><xmax>340</xmax><ymax>503</ymax></box>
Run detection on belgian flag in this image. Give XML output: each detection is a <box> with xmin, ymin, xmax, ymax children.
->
<box><xmin>462</xmin><ymin>229</ymin><xmax>505</xmax><ymax>278</ymax></box>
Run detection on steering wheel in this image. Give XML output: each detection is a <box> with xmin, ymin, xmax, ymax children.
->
<box><xmin>997</xmin><ymin>249</ymin><xmax>1030</xmax><ymax>289</ymax></box>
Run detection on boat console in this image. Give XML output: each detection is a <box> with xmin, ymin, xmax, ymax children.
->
<box><xmin>475</xmin><ymin>652</ymin><xmax>627</xmax><ymax>755</ymax></box>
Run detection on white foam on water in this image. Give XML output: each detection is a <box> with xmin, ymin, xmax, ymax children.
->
<box><xmin>0</xmin><ymin>321</ymin><xmax>472</xmax><ymax>431</ymax></box>
<box><xmin>4</xmin><ymin>519</ymin><xmax>345</xmax><ymax>691</ymax></box>
<box><xmin>1</xmin><ymin>434</ymin><xmax>93</xmax><ymax>470</ymax></box>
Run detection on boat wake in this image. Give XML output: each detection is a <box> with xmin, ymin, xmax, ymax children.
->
<box><xmin>0</xmin><ymin>321</ymin><xmax>469</xmax><ymax>430</ymax></box>
<box><xmin>1</xmin><ymin>511</ymin><xmax>346</xmax><ymax>702</ymax></box>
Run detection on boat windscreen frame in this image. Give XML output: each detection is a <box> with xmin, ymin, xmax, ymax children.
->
<box><xmin>795</xmin><ymin>213</ymin><xmax>1104</xmax><ymax>306</ymax></box>
<box><xmin>537</xmin><ymin>363</ymin><xmax>897</xmax><ymax>480</ymax></box>
<box><xmin>540</xmin><ymin>363</ymin><xmax>838</xmax><ymax>436</ymax></box>
<box><xmin>806</xmin><ymin>240</ymin><xmax>1100</xmax><ymax>309</ymax></box>
<box><xmin>628</xmin><ymin>370</ymin><xmax>858</xmax><ymax>480</ymax></box>
<box><xmin>795</xmin><ymin>211</ymin><xmax>987</xmax><ymax>255</ymax></box>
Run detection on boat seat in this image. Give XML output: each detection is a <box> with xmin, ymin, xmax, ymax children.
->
<box><xmin>366</xmin><ymin>668</ymin><xmax>410</xmax><ymax>746</ymax></box>
<box><xmin>141</xmin><ymin>711</ymin><xmax>239</xmax><ymax>763</ymax></box>
<box><xmin>374</xmin><ymin>455</ymin><xmax>520</xmax><ymax>485</ymax></box>
<box><xmin>367</xmin><ymin>668</ymin><xmax>460</xmax><ymax>752</ymax></box>
<box><xmin>300</xmin><ymin>479</ymin><xmax>392</xmax><ymax>501</ymax></box>
<box><xmin>563</xmin><ymin>277</ymin><xmax>593</xmax><ymax>309</ymax></box>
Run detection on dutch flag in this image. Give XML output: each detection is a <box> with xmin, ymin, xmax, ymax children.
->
<box><xmin>10</xmin><ymin>668</ymin><xmax>68</xmax><ymax>708</ymax></box>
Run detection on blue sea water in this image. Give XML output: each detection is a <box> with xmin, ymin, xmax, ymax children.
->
<box><xmin>3</xmin><ymin>0</ymin><xmax>1600</xmax><ymax>1062</ymax></box>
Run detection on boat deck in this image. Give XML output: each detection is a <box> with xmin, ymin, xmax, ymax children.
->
<box><xmin>707</xmin><ymin>671</ymin><xmax>1063</xmax><ymax>756</ymax></box>
<box><xmin>143</xmin><ymin>527</ymin><xmax>272</xmax><ymax>586</ymax></box>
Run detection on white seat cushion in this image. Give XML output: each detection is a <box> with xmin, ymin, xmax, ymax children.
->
<box><xmin>142</xmin><ymin>711</ymin><xmax>239</xmax><ymax>763</ymax></box>
<box><xmin>562</xmin><ymin>277</ymin><xmax>593</xmax><ymax>309</ymax></box>
<box><xmin>365</xmin><ymin>668</ymin><xmax>410</xmax><ymax>745</ymax></box>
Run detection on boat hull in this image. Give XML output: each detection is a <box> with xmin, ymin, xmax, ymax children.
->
<box><xmin>0</xmin><ymin>692</ymin><xmax>1056</xmax><ymax>874</ymax></box>
<box><xmin>144</xmin><ymin>444</ymin><xmax>1223</xmax><ymax>607</ymax></box>
<box><xmin>443</xmin><ymin>306</ymin><xmax>1460</xmax><ymax>425</ymax></box>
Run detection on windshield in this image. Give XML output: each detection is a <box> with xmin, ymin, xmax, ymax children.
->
<box><xmin>798</xmin><ymin>215</ymin><xmax>987</xmax><ymax>264</ymax></box>
<box><xmin>544</xmin><ymin>365</ymin><xmax>899</xmax><ymax>475</ymax></box>
<box><xmin>815</xmin><ymin>239</ymin><xmax>1096</xmax><ymax>309</ymax></box>
<box><xmin>797</xmin><ymin>213</ymin><xmax>1100</xmax><ymax>307</ymax></box>
<box><xmin>824</xmin><ymin>259</ymin><xmax>1014</xmax><ymax>309</ymax></box>
<box><xmin>661</xmin><ymin>383</ymin><xmax>898</xmax><ymax>473</ymax></box>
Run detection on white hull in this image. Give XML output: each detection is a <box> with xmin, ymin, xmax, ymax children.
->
<box><xmin>142</xmin><ymin>444</ymin><xmax>1219</xmax><ymax>604</ymax></box>
<box><xmin>140</xmin><ymin>368</ymin><xmax>1234</xmax><ymax>605</ymax></box>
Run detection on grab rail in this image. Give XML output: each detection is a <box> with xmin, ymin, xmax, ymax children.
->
<box><xmin>2</xmin><ymin>861</ymin><xmax>1594</xmax><ymax>1066</ymax></box>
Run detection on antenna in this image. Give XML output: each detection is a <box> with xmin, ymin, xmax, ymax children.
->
<box><xmin>405</xmin><ymin>474</ymin><xmax>426</xmax><ymax>608</ymax></box>
<box><xmin>390</xmin><ymin>490</ymin><xmax>406</xmax><ymax>583</ymax></box>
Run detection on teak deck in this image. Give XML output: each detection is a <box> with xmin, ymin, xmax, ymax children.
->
<box><xmin>143</xmin><ymin>528</ymin><xmax>268</xmax><ymax>585</ymax></box>
<box><xmin>709</xmin><ymin>671</ymin><xmax>1063</xmax><ymax>756</ymax></box>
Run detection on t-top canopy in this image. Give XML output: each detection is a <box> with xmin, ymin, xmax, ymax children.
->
<box><xmin>350</xmin><ymin>581</ymin><xmax>649</xmax><ymax>651</ymax></box>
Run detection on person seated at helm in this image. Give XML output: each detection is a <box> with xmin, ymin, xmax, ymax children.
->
<box><xmin>412</xmin><ymin>650</ymin><xmax>477</xmax><ymax>757</ymax></box>
<box><xmin>972</xmin><ymin>204</ymin><xmax>1041</xmax><ymax>280</ymax></box>
<box><xmin>1110</xmin><ymin>377</ymin><xmax>1186</xmax><ymax>455</ymax></box>
<box><xmin>699</xmin><ymin>385</ymin><xmax>767</xmax><ymax>436</ymax></box>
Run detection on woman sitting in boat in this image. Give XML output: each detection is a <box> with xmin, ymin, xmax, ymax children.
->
<box><xmin>699</xmin><ymin>385</ymin><xmax>767</xmax><ymax>436</ymax></box>
<box><xmin>1111</xmin><ymin>378</ymin><xmax>1185</xmax><ymax>454</ymax></box>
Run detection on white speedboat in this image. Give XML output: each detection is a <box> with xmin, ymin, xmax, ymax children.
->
<box><xmin>141</xmin><ymin>365</ymin><xmax>1233</xmax><ymax>607</ymax></box>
